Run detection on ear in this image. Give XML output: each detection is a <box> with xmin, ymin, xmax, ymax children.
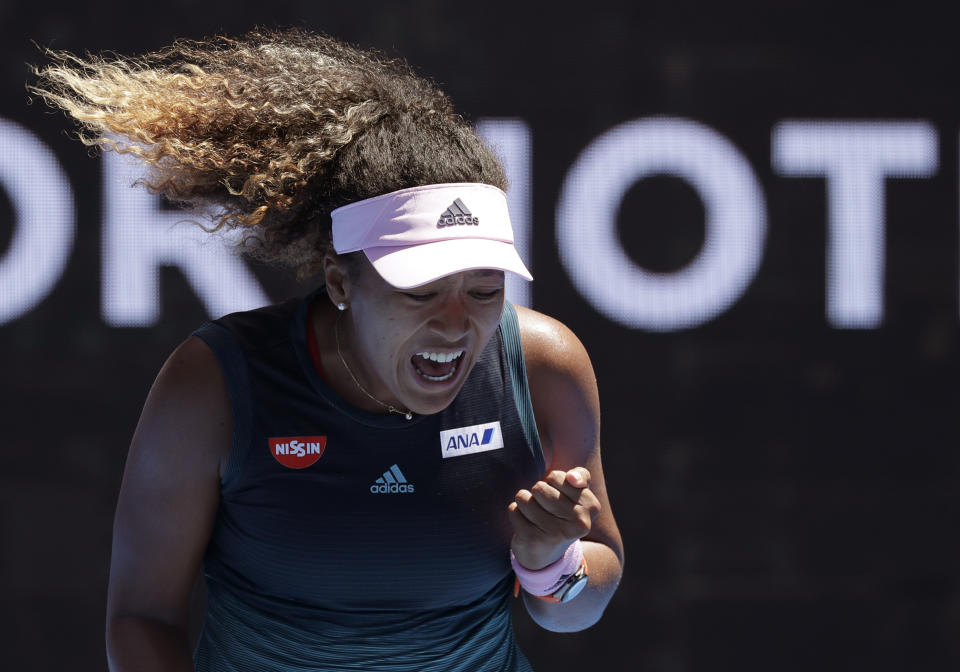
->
<box><xmin>322</xmin><ymin>252</ymin><xmax>353</xmax><ymax>308</ymax></box>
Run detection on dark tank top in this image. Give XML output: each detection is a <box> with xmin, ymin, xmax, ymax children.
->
<box><xmin>189</xmin><ymin>289</ymin><xmax>544</xmax><ymax>671</ymax></box>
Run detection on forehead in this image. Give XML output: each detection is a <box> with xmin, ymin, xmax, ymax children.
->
<box><xmin>411</xmin><ymin>269</ymin><xmax>505</xmax><ymax>290</ymax></box>
<box><xmin>465</xmin><ymin>269</ymin><xmax>505</xmax><ymax>281</ymax></box>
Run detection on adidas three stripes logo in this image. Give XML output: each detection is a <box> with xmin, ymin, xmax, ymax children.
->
<box><xmin>437</xmin><ymin>198</ymin><xmax>480</xmax><ymax>228</ymax></box>
<box><xmin>370</xmin><ymin>464</ymin><xmax>415</xmax><ymax>494</ymax></box>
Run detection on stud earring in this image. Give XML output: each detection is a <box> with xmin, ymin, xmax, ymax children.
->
<box><xmin>337</xmin><ymin>302</ymin><xmax>348</xmax><ymax>311</ymax></box>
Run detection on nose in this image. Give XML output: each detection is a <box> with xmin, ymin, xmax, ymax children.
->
<box><xmin>428</xmin><ymin>293</ymin><xmax>471</xmax><ymax>342</ymax></box>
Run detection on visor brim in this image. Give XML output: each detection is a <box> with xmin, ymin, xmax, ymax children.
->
<box><xmin>363</xmin><ymin>238</ymin><xmax>533</xmax><ymax>289</ymax></box>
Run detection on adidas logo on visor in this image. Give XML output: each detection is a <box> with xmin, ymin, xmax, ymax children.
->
<box><xmin>370</xmin><ymin>463</ymin><xmax>415</xmax><ymax>494</ymax></box>
<box><xmin>437</xmin><ymin>198</ymin><xmax>480</xmax><ymax>228</ymax></box>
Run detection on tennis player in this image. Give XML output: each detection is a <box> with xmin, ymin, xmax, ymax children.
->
<box><xmin>33</xmin><ymin>29</ymin><xmax>624</xmax><ymax>671</ymax></box>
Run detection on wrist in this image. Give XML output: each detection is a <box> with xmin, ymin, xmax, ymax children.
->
<box><xmin>509</xmin><ymin>540</ymin><xmax>570</xmax><ymax>572</ymax></box>
<box><xmin>511</xmin><ymin>539</ymin><xmax>589</xmax><ymax>602</ymax></box>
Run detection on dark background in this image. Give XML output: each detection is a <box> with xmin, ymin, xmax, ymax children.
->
<box><xmin>2</xmin><ymin>1</ymin><xmax>959</xmax><ymax>670</ymax></box>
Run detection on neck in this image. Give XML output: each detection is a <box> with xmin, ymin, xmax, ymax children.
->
<box><xmin>311</xmin><ymin>298</ymin><xmax>412</xmax><ymax>418</ymax></box>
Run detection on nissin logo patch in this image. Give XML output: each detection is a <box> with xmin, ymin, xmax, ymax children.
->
<box><xmin>268</xmin><ymin>436</ymin><xmax>327</xmax><ymax>469</ymax></box>
<box><xmin>439</xmin><ymin>421</ymin><xmax>504</xmax><ymax>458</ymax></box>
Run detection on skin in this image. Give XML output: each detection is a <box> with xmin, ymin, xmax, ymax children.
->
<box><xmin>105</xmin><ymin>256</ymin><xmax>624</xmax><ymax>671</ymax></box>
<box><xmin>320</xmin><ymin>253</ymin><xmax>507</xmax><ymax>417</ymax></box>
<box><xmin>509</xmin><ymin>304</ymin><xmax>624</xmax><ymax>630</ymax></box>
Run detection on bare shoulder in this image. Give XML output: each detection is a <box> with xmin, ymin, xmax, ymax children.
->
<box><xmin>514</xmin><ymin>305</ymin><xmax>597</xmax><ymax>392</ymax></box>
<box><xmin>513</xmin><ymin>305</ymin><xmax>600</xmax><ymax>470</ymax></box>
<box><xmin>107</xmin><ymin>336</ymin><xmax>230</xmax><ymax>627</ymax></box>
<box><xmin>142</xmin><ymin>336</ymin><xmax>232</xmax><ymax>471</ymax></box>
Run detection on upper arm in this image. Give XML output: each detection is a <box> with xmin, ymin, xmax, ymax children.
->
<box><xmin>516</xmin><ymin>306</ymin><xmax>624</xmax><ymax>563</ymax></box>
<box><xmin>106</xmin><ymin>335</ymin><xmax>231</xmax><ymax>628</ymax></box>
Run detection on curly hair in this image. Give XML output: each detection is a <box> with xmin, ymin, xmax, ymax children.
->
<box><xmin>29</xmin><ymin>29</ymin><xmax>507</xmax><ymax>280</ymax></box>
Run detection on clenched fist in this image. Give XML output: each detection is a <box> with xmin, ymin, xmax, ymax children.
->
<box><xmin>507</xmin><ymin>467</ymin><xmax>601</xmax><ymax>570</ymax></box>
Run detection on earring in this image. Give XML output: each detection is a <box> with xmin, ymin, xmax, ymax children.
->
<box><xmin>337</xmin><ymin>302</ymin><xmax>348</xmax><ymax>311</ymax></box>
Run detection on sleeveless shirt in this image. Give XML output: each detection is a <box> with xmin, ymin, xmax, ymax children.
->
<box><xmin>189</xmin><ymin>289</ymin><xmax>545</xmax><ymax>671</ymax></box>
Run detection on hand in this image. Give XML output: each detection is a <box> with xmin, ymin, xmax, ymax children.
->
<box><xmin>507</xmin><ymin>467</ymin><xmax>601</xmax><ymax>570</ymax></box>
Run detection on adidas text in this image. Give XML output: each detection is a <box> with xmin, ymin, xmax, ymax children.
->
<box><xmin>370</xmin><ymin>483</ymin><xmax>416</xmax><ymax>494</ymax></box>
<box><xmin>438</xmin><ymin>213</ymin><xmax>479</xmax><ymax>227</ymax></box>
<box><xmin>370</xmin><ymin>464</ymin><xmax>415</xmax><ymax>494</ymax></box>
<box><xmin>437</xmin><ymin>198</ymin><xmax>480</xmax><ymax>228</ymax></box>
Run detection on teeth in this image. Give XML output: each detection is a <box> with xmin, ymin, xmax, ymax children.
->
<box><xmin>416</xmin><ymin>360</ymin><xmax>459</xmax><ymax>382</ymax></box>
<box><xmin>412</xmin><ymin>350</ymin><xmax>463</xmax><ymax>383</ymax></box>
<box><xmin>419</xmin><ymin>365</ymin><xmax>458</xmax><ymax>382</ymax></box>
<box><xmin>416</xmin><ymin>350</ymin><xmax>464</xmax><ymax>363</ymax></box>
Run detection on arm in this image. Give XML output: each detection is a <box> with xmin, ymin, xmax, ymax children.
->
<box><xmin>106</xmin><ymin>336</ymin><xmax>231</xmax><ymax>671</ymax></box>
<box><xmin>508</xmin><ymin>306</ymin><xmax>625</xmax><ymax>632</ymax></box>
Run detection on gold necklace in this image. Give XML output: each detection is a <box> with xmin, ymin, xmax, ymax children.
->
<box><xmin>334</xmin><ymin>312</ymin><xmax>414</xmax><ymax>420</ymax></box>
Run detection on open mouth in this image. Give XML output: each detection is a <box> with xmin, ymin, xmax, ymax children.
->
<box><xmin>411</xmin><ymin>350</ymin><xmax>465</xmax><ymax>382</ymax></box>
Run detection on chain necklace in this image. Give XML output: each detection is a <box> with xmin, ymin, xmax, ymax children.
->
<box><xmin>334</xmin><ymin>312</ymin><xmax>414</xmax><ymax>420</ymax></box>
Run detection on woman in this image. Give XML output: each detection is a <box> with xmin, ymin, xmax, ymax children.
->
<box><xmin>33</xmin><ymin>29</ymin><xmax>624</xmax><ymax>671</ymax></box>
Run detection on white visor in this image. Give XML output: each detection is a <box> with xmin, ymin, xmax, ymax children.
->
<box><xmin>331</xmin><ymin>183</ymin><xmax>532</xmax><ymax>288</ymax></box>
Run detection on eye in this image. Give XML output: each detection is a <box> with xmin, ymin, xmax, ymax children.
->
<box><xmin>471</xmin><ymin>288</ymin><xmax>504</xmax><ymax>301</ymax></box>
<box><xmin>402</xmin><ymin>292</ymin><xmax>436</xmax><ymax>302</ymax></box>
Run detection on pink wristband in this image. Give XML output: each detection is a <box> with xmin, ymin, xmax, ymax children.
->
<box><xmin>510</xmin><ymin>540</ymin><xmax>584</xmax><ymax>597</ymax></box>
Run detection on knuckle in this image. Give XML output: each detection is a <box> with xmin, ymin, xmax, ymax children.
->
<box><xmin>575</xmin><ymin>510</ymin><xmax>593</xmax><ymax>529</ymax></box>
<box><xmin>536</xmin><ymin>483</ymin><xmax>561</xmax><ymax>500</ymax></box>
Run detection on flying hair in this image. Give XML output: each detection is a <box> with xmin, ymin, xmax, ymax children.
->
<box><xmin>29</xmin><ymin>28</ymin><xmax>507</xmax><ymax>280</ymax></box>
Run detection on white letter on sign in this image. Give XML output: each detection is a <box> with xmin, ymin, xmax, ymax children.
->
<box><xmin>772</xmin><ymin>121</ymin><xmax>937</xmax><ymax>328</ymax></box>
<box><xmin>0</xmin><ymin>118</ymin><xmax>75</xmax><ymax>324</ymax></box>
<box><xmin>557</xmin><ymin>117</ymin><xmax>767</xmax><ymax>331</ymax></box>
<box><xmin>101</xmin><ymin>152</ymin><xmax>269</xmax><ymax>326</ymax></box>
<box><xmin>477</xmin><ymin>118</ymin><xmax>533</xmax><ymax>308</ymax></box>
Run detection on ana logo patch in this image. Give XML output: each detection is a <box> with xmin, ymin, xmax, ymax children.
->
<box><xmin>439</xmin><ymin>421</ymin><xmax>504</xmax><ymax>458</ymax></box>
<box><xmin>268</xmin><ymin>436</ymin><xmax>327</xmax><ymax>469</ymax></box>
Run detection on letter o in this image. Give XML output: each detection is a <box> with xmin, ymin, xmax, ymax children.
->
<box><xmin>0</xmin><ymin>119</ymin><xmax>75</xmax><ymax>324</ymax></box>
<box><xmin>556</xmin><ymin>117</ymin><xmax>767</xmax><ymax>331</ymax></box>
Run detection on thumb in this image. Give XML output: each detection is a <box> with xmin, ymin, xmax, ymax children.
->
<box><xmin>565</xmin><ymin>467</ymin><xmax>589</xmax><ymax>488</ymax></box>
